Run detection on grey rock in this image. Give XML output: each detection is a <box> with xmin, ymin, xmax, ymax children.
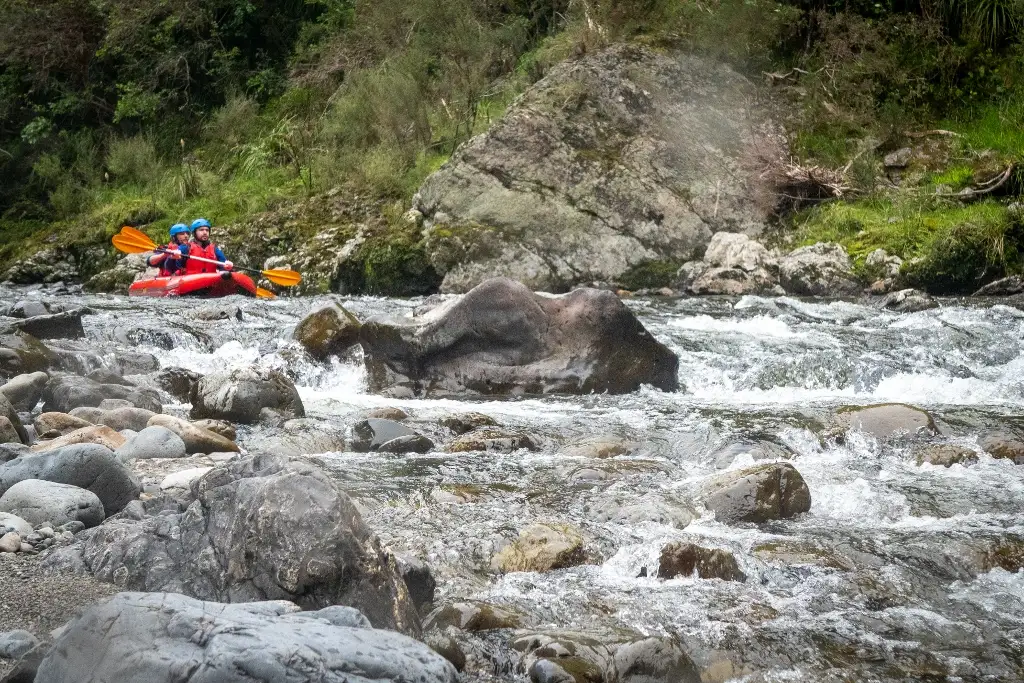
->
<box><xmin>147</xmin><ymin>415</ymin><xmax>239</xmax><ymax>455</ymax></box>
<box><xmin>703</xmin><ymin>232</ymin><xmax>776</xmax><ymax>272</ymax></box>
<box><xmin>2</xmin><ymin>248</ymin><xmax>78</xmax><ymax>285</ymax></box>
<box><xmin>779</xmin><ymin>242</ymin><xmax>861</xmax><ymax>296</ymax></box>
<box><xmin>0</xmin><ymin>512</ymin><xmax>32</xmax><ymax>536</ymax></box>
<box><xmin>0</xmin><ymin>393</ymin><xmax>27</xmax><ymax>445</ymax></box>
<box><xmin>377</xmin><ymin>434</ymin><xmax>434</xmax><ymax>454</ymax></box>
<box><xmin>613</xmin><ymin>636</ymin><xmax>700</xmax><ymax>683</ymax></box>
<box><xmin>350</xmin><ymin>418</ymin><xmax>416</xmax><ymax>452</ymax></box>
<box><xmin>673</xmin><ymin>261</ymin><xmax>708</xmax><ymax>291</ymax></box>
<box><xmin>699</xmin><ymin>462</ymin><xmax>811</xmax><ymax>524</ymax></box>
<box><xmin>0</xmin><ymin>443</ymin><xmax>141</xmax><ymax>515</ymax></box>
<box><xmin>446</xmin><ymin>426</ymin><xmax>539</xmax><ymax>453</ymax></box>
<box><xmin>0</xmin><ymin>479</ymin><xmax>104</xmax><ymax>528</ymax></box>
<box><xmin>689</xmin><ymin>265</ymin><xmax>779</xmax><ymax>296</ymax></box>
<box><xmin>980</xmin><ymin>431</ymin><xmax>1024</xmax><ymax>464</ymax></box>
<box><xmin>258</xmin><ymin>418</ymin><xmax>345</xmax><ymax>457</ymax></box>
<box><xmin>45</xmin><ymin>455</ymin><xmax>419</xmax><ymax>633</ymax></box>
<box><xmin>0</xmin><ymin>531</ymin><xmax>20</xmax><ymax>553</ymax></box>
<box><xmin>41</xmin><ymin>374</ymin><xmax>162</xmax><ymax>414</ymax></box>
<box><xmin>0</xmin><ymin>417</ymin><xmax>19</xmax><ymax>445</ymax></box>
<box><xmin>877</xmin><ymin>288</ymin><xmax>938</xmax><ymax>313</ymax></box>
<box><xmin>97</xmin><ymin>398</ymin><xmax>134</xmax><ymax>411</ymax></box>
<box><xmin>711</xmin><ymin>439</ymin><xmax>794</xmax><ymax>469</ymax></box>
<box><xmin>361</xmin><ymin>278</ymin><xmax>678</xmax><ymax>396</ymax></box>
<box><xmin>112</xmin><ymin>350</ymin><xmax>161</xmax><ymax>375</ymax></box>
<box><xmin>0</xmin><ymin>443</ymin><xmax>30</xmax><ymax>463</ymax></box>
<box><xmin>190</xmin><ymin>366</ymin><xmax>304</xmax><ymax>424</ymax></box>
<box><xmin>415</xmin><ymin>45</ymin><xmax>780</xmax><ymax>293</ymax></box>
<box><xmin>864</xmin><ymin>248</ymin><xmax>903</xmax><ymax>280</ymax></box>
<box><xmin>95</xmin><ymin>406</ymin><xmax>157</xmax><ymax>432</ymax></box>
<box><xmin>974</xmin><ymin>275</ymin><xmax>1024</xmax><ymax>297</ymax></box>
<box><xmin>513</xmin><ymin>632</ymin><xmax>699</xmax><ymax>683</ymax></box>
<box><xmin>35</xmin><ymin>592</ymin><xmax>457</xmax><ymax>683</ymax></box>
<box><xmin>883</xmin><ymin>147</ymin><xmax>913</xmax><ymax>168</ymax></box>
<box><xmin>67</xmin><ymin>407</ymin><xmax>105</xmax><ymax>424</ymax></box>
<box><xmin>915</xmin><ymin>444</ymin><xmax>978</xmax><ymax>468</ymax></box>
<box><xmin>491</xmin><ymin>522</ymin><xmax>586</xmax><ymax>573</ymax></box>
<box><xmin>9</xmin><ymin>300</ymin><xmax>53</xmax><ymax>318</ymax></box>
<box><xmin>439</xmin><ymin>412</ymin><xmax>499</xmax><ymax>435</ymax></box>
<box><xmin>9</xmin><ymin>311</ymin><xmax>84</xmax><ymax>340</ymax></box>
<box><xmin>294</xmin><ymin>303</ymin><xmax>362</xmax><ymax>360</ymax></box>
<box><xmin>84</xmin><ymin>367</ymin><xmax>131</xmax><ymax>386</ymax></box>
<box><xmin>590</xmin><ymin>495</ymin><xmax>695</xmax><ymax>529</ymax></box>
<box><xmin>157</xmin><ymin>367</ymin><xmax>202</xmax><ymax>402</ymax></box>
<box><xmin>0</xmin><ymin>629</ymin><xmax>39</xmax><ymax>660</ymax></box>
<box><xmin>424</xmin><ymin>629</ymin><xmax>466</xmax><ymax>672</ymax></box>
<box><xmin>831</xmin><ymin>403</ymin><xmax>937</xmax><ymax>440</ymax></box>
<box><xmin>83</xmin><ymin>253</ymin><xmax>150</xmax><ymax>292</ymax></box>
<box><xmin>115</xmin><ymin>426</ymin><xmax>187</xmax><ymax>461</ymax></box>
<box><xmin>395</xmin><ymin>553</ymin><xmax>436</xmax><ymax>613</ymax></box>
<box><xmin>423</xmin><ymin>601</ymin><xmax>523</xmax><ymax>632</ymax></box>
<box><xmin>0</xmin><ymin>371</ymin><xmax>48</xmax><ymax>411</ymax></box>
<box><xmin>0</xmin><ymin>330</ymin><xmax>57</xmax><ymax>380</ymax></box>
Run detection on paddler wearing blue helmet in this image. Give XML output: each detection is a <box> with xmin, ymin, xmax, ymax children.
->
<box><xmin>147</xmin><ymin>223</ymin><xmax>190</xmax><ymax>276</ymax></box>
<box><xmin>177</xmin><ymin>218</ymin><xmax>233</xmax><ymax>274</ymax></box>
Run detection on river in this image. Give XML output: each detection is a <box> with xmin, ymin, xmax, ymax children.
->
<box><xmin>4</xmin><ymin>283</ymin><xmax>1023</xmax><ymax>682</ymax></box>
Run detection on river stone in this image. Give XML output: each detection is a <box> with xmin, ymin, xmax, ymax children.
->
<box><xmin>8</xmin><ymin>300</ymin><xmax>53</xmax><ymax>318</ymax></box>
<box><xmin>446</xmin><ymin>427</ymin><xmax>539</xmax><ymax>453</ymax></box>
<box><xmin>115</xmin><ymin>426</ymin><xmax>188</xmax><ymax>461</ymax></box>
<box><xmin>424</xmin><ymin>629</ymin><xmax>467</xmax><ymax>672</ymax></box>
<box><xmin>68</xmin><ymin>406</ymin><xmax>106</xmax><ymax>423</ymax></box>
<box><xmin>84</xmin><ymin>367</ymin><xmax>131</xmax><ymax>386</ymax></box>
<box><xmin>377</xmin><ymin>434</ymin><xmax>435</xmax><ymax>454</ymax></box>
<box><xmin>366</xmin><ymin>407</ymin><xmax>409</xmax><ymax>421</ymax></box>
<box><xmin>0</xmin><ymin>629</ymin><xmax>38</xmax><ymax>659</ymax></box>
<box><xmin>877</xmin><ymin>288</ymin><xmax>938</xmax><ymax>313</ymax></box>
<box><xmin>44</xmin><ymin>455</ymin><xmax>419</xmax><ymax>633</ymax></box>
<box><xmin>361</xmin><ymin>278</ymin><xmax>679</xmax><ymax>396</ymax></box>
<box><xmin>148</xmin><ymin>414</ymin><xmax>240</xmax><ymax>454</ymax></box>
<box><xmin>562</xmin><ymin>436</ymin><xmax>635</xmax><ymax>459</ymax></box>
<box><xmin>41</xmin><ymin>374</ymin><xmax>162</xmax><ymax>414</ymax></box>
<box><xmin>350</xmin><ymin>418</ymin><xmax>416</xmax><ymax>452</ymax></box>
<box><xmin>31</xmin><ymin>424</ymin><xmax>127</xmax><ymax>453</ymax></box>
<box><xmin>35</xmin><ymin>592</ymin><xmax>457</xmax><ymax>683</ymax></box>
<box><xmin>0</xmin><ymin>393</ymin><xmax>27</xmax><ymax>445</ymax></box>
<box><xmin>589</xmin><ymin>495</ymin><xmax>695</xmax><ymax>529</ymax></box>
<box><xmin>0</xmin><ymin>479</ymin><xmax>105</xmax><ymax>528</ymax></box>
<box><xmin>0</xmin><ymin>417</ymin><xmax>19</xmax><ymax>445</ymax></box>
<box><xmin>0</xmin><ymin>330</ymin><xmax>57</xmax><ymax>380</ymax></box>
<box><xmin>658</xmin><ymin>541</ymin><xmax>746</xmax><ymax>581</ymax></box>
<box><xmin>9</xmin><ymin>310</ymin><xmax>85</xmax><ymax>340</ymax></box>
<box><xmin>160</xmin><ymin>467</ymin><xmax>213</xmax><ymax>490</ymax></box>
<box><xmin>97</xmin><ymin>398</ymin><xmax>133</xmax><ymax>411</ymax></box>
<box><xmin>0</xmin><ymin>443</ymin><xmax>141</xmax><ymax>515</ymax></box>
<box><xmin>191</xmin><ymin>418</ymin><xmax>236</xmax><ymax>441</ymax></box>
<box><xmin>157</xmin><ymin>366</ymin><xmax>202</xmax><ymax>402</ymax></box>
<box><xmin>831</xmin><ymin>403</ymin><xmax>937</xmax><ymax>440</ymax></box>
<box><xmin>690</xmin><ymin>265</ymin><xmax>780</xmax><ymax>296</ymax></box>
<box><xmin>394</xmin><ymin>553</ymin><xmax>437</xmax><ymax>614</ymax></box>
<box><xmin>423</xmin><ymin>601</ymin><xmax>523</xmax><ymax>632</ymax></box>
<box><xmin>414</xmin><ymin>45</ymin><xmax>779</xmax><ymax>293</ymax></box>
<box><xmin>699</xmin><ymin>462</ymin><xmax>811</xmax><ymax>524</ymax></box>
<box><xmin>513</xmin><ymin>632</ymin><xmax>700</xmax><ymax>683</ymax></box>
<box><xmin>711</xmin><ymin>439</ymin><xmax>794</xmax><ymax>469</ymax></box>
<box><xmin>980</xmin><ymin>431</ymin><xmax>1024</xmax><ymax>464</ymax></box>
<box><xmin>257</xmin><ymin>418</ymin><xmax>346</xmax><ymax>457</ymax></box>
<box><xmin>294</xmin><ymin>303</ymin><xmax>362</xmax><ymax>360</ymax></box>
<box><xmin>190</xmin><ymin>366</ymin><xmax>305</xmax><ymax>424</ymax></box>
<box><xmin>0</xmin><ymin>444</ymin><xmax>29</xmax><ymax>463</ymax></box>
<box><xmin>439</xmin><ymin>412</ymin><xmax>499</xmax><ymax>434</ymax></box>
<box><xmin>491</xmin><ymin>522</ymin><xmax>586</xmax><ymax>573</ymax></box>
<box><xmin>95</xmin><ymin>406</ymin><xmax>156</xmax><ymax>432</ymax></box>
<box><xmin>779</xmin><ymin>242</ymin><xmax>861</xmax><ymax>296</ymax></box>
<box><xmin>974</xmin><ymin>275</ymin><xmax>1024</xmax><ymax>296</ymax></box>
<box><xmin>915</xmin><ymin>444</ymin><xmax>978</xmax><ymax>467</ymax></box>
<box><xmin>613</xmin><ymin>636</ymin><xmax>701</xmax><ymax>683</ymax></box>
<box><xmin>0</xmin><ymin>512</ymin><xmax>33</xmax><ymax>536</ymax></box>
<box><xmin>0</xmin><ymin>531</ymin><xmax>20</xmax><ymax>553</ymax></box>
<box><xmin>0</xmin><ymin>371</ymin><xmax>48</xmax><ymax>411</ymax></box>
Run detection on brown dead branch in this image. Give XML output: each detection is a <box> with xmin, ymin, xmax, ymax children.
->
<box><xmin>903</xmin><ymin>129</ymin><xmax>962</xmax><ymax>139</ymax></box>
<box><xmin>761</xmin><ymin>160</ymin><xmax>851</xmax><ymax>199</ymax></box>
<box><xmin>955</xmin><ymin>164</ymin><xmax>1015</xmax><ymax>199</ymax></box>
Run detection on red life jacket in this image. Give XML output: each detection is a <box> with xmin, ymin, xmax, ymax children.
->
<box><xmin>156</xmin><ymin>242</ymin><xmax>180</xmax><ymax>277</ymax></box>
<box><xmin>183</xmin><ymin>241</ymin><xmax>220</xmax><ymax>275</ymax></box>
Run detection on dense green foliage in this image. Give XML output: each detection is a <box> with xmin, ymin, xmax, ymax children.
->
<box><xmin>2</xmin><ymin>0</ymin><xmax>1024</xmax><ymax>292</ymax></box>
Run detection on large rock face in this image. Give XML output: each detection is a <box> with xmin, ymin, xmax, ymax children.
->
<box><xmin>361</xmin><ymin>278</ymin><xmax>678</xmax><ymax>396</ymax></box>
<box><xmin>45</xmin><ymin>455</ymin><xmax>420</xmax><ymax>634</ymax></box>
<box><xmin>413</xmin><ymin>44</ymin><xmax>781</xmax><ymax>293</ymax></box>
<box><xmin>35</xmin><ymin>592</ymin><xmax>457</xmax><ymax>683</ymax></box>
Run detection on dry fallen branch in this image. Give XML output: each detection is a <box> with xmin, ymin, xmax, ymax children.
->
<box><xmin>760</xmin><ymin>160</ymin><xmax>851</xmax><ymax>199</ymax></box>
<box><xmin>903</xmin><ymin>129</ymin><xmax>962</xmax><ymax>139</ymax></box>
<box><xmin>956</xmin><ymin>164</ymin><xmax>1015</xmax><ymax>199</ymax></box>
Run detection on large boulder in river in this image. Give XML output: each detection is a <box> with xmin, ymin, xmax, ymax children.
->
<box><xmin>0</xmin><ymin>371</ymin><xmax>48</xmax><ymax>411</ymax></box>
<box><xmin>148</xmin><ymin>414</ymin><xmax>240</xmax><ymax>454</ymax></box>
<box><xmin>689</xmin><ymin>232</ymin><xmax>780</xmax><ymax>296</ymax></box>
<box><xmin>41</xmin><ymin>374</ymin><xmax>162</xmax><ymax>414</ymax></box>
<box><xmin>190</xmin><ymin>366</ymin><xmax>305</xmax><ymax>423</ymax></box>
<box><xmin>413</xmin><ymin>44</ymin><xmax>781</xmax><ymax>293</ymax></box>
<box><xmin>698</xmin><ymin>462</ymin><xmax>811</xmax><ymax>524</ymax></box>
<box><xmin>35</xmin><ymin>592</ymin><xmax>457</xmax><ymax>683</ymax></box>
<box><xmin>0</xmin><ymin>443</ymin><xmax>140</xmax><ymax>515</ymax></box>
<box><xmin>779</xmin><ymin>242</ymin><xmax>861</xmax><ymax>296</ymax></box>
<box><xmin>0</xmin><ymin>479</ymin><xmax>105</xmax><ymax>528</ymax></box>
<box><xmin>0</xmin><ymin>330</ymin><xmax>57</xmax><ymax>379</ymax></box>
<box><xmin>294</xmin><ymin>303</ymin><xmax>362</xmax><ymax>360</ymax></box>
<box><xmin>45</xmin><ymin>455</ymin><xmax>420</xmax><ymax>634</ymax></box>
<box><xmin>830</xmin><ymin>403</ymin><xmax>937</xmax><ymax>440</ymax></box>
<box><xmin>360</xmin><ymin>278</ymin><xmax>679</xmax><ymax>396</ymax></box>
<box><xmin>8</xmin><ymin>310</ymin><xmax>85</xmax><ymax>339</ymax></box>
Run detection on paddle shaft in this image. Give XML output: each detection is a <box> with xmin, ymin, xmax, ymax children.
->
<box><xmin>155</xmin><ymin>247</ymin><xmax>256</xmax><ymax>275</ymax></box>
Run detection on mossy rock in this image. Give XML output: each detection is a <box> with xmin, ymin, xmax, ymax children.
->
<box><xmin>293</xmin><ymin>303</ymin><xmax>362</xmax><ymax>360</ymax></box>
<box><xmin>336</xmin><ymin>228</ymin><xmax>441</xmax><ymax>297</ymax></box>
<box><xmin>616</xmin><ymin>259</ymin><xmax>681</xmax><ymax>290</ymax></box>
<box><xmin>422</xmin><ymin>600</ymin><xmax>523</xmax><ymax>631</ymax></box>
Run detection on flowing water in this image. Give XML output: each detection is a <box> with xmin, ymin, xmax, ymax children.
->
<box><xmin>4</xmin><ymin>284</ymin><xmax>1024</xmax><ymax>682</ymax></box>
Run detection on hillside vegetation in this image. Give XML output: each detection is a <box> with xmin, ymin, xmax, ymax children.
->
<box><xmin>2</xmin><ymin>0</ymin><xmax>1024</xmax><ymax>293</ymax></box>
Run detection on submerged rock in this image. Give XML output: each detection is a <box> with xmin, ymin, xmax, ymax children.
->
<box><xmin>657</xmin><ymin>541</ymin><xmax>746</xmax><ymax>581</ymax></box>
<box><xmin>831</xmin><ymin>403</ymin><xmax>937</xmax><ymax>440</ymax></box>
<box><xmin>294</xmin><ymin>302</ymin><xmax>362</xmax><ymax>360</ymax></box>
<box><xmin>491</xmin><ymin>522</ymin><xmax>587</xmax><ymax>573</ymax></box>
<box><xmin>423</xmin><ymin>601</ymin><xmax>524</xmax><ymax>632</ymax></box>
<box><xmin>350</xmin><ymin>418</ymin><xmax>416</xmax><ymax>452</ymax></box>
<box><xmin>0</xmin><ymin>330</ymin><xmax>57</xmax><ymax>379</ymax></box>
<box><xmin>915</xmin><ymin>444</ymin><xmax>978</xmax><ymax>467</ymax></box>
<box><xmin>980</xmin><ymin>431</ymin><xmax>1024</xmax><ymax>464</ymax></box>
<box><xmin>361</xmin><ymin>278</ymin><xmax>679</xmax><ymax>396</ymax></box>
<box><xmin>446</xmin><ymin>427</ymin><xmax>538</xmax><ymax>453</ymax></box>
<box><xmin>439</xmin><ymin>412</ymin><xmax>499</xmax><ymax>434</ymax></box>
<box><xmin>35</xmin><ymin>592</ymin><xmax>457</xmax><ymax>683</ymax></box>
<box><xmin>45</xmin><ymin>455</ymin><xmax>420</xmax><ymax>633</ymax></box>
<box><xmin>698</xmin><ymin>462</ymin><xmax>811</xmax><ymax>524</ymax></box>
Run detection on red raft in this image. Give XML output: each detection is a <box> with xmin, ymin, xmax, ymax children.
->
<box><xmin>128</xmin><ymin>272</ymin><xmax>258</xmax><ymax>298</ymax></box>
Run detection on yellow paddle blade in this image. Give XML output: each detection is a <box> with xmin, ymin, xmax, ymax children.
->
<box><xmin>261</xmin><ymin>268</ymin><xmax>302</xmax><ymax>287</ymax></box>
<box><xmin>112</xmin><ymin>234</ymin><xmax>155</xmax><ymax>254</ymax></box>
<box><xmin>255</xmin><ymin>287</ymin><xmax>277</xmax><ymax>299</ymax></box>
<box><xmin>119</xmin><ymin>225</ymin><xmax>156</xmax><ymax>245</ymax></box>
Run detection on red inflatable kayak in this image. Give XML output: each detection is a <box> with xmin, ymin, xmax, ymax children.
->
<box><xmin>128</xmin><ymin>272</ymin><xmax>258</xmax><ymax>298</ymax></box>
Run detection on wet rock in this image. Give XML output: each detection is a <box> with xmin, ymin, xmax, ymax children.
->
<box><xmin>831</xmin><ymin>403</ymin><xmax>937</xmax><ymax>440</ymax></box>
<box><xmin>0</xmin><ymin>417</ymin><xmax>19</xmax><ymax>445</ymax></box>
<box><xmin>423</xmin><ymin>601</ymin><xmax>523</xmax><ymax>631</ymax></box>
<box><xmin>0</xmin><ymin>479</ymin><xmax>105</xmax><ymax>528</ymax></box>
<box><xmin>562</xmin><ymin>436</ymin><xmax>635</xmax><ymax>459</ymax></box>
<box><xmin>41</xmin><ymin>374</ymin><xmax>162</xmax><ymax>414</ymax></box>
<box><xmin>711</xmin><ymin>439</ymin><xmax>794</xmax><ymax>469</ymax></box>
<box><xmin>156</xmin><ymin>366</ymin><xmax>202</xmax><ymax>402</ymax></box>
<box><xmin>350</xmin><ymin>418</ymin><xmax>416</xmax><ymax>452</ymax></box>
<box><xmin>84</xmin><ymin>367</ymin><xmax>132</xmax><ymax>386</ymax></box>
<box><xmin>0</xmin><ymin>629</ymin><xmax>39</xmax><ymax>659</ymax></box>
<box><xmin>589</xmin><ymin>495</ymin><xmax>695</xmax><ymax>528</ymax></box>
<box><xmin>8</xmin><ymin>310</ymin><xmax>85</xmax><ymax>340</ymax></box>
<box><xmin>366</xmin><ymin>407</ymin><xmax>409</xmax><ymax>421</ymax></box>
<box><xmin>877</xmin><ymin>288</ymin><xmax>938</xmax><ymax>313</ymax></box>
<box><xmin>0</xmin><ymin>393</ymin><xmax>27</xmax><ymax>445</ymax></box>
<box><xmin>657</xmin><ymin>541</ymin><xmax>746</xmax><ymax>581</ymax></box>
<box><xmin>191</xmin><ymin>418</ymin><xmax>236</xmax><ymax>441</ymax></box>
<box><xmin>0</xmin><ymin>443</ymin><xmax>140</xmax><ymax>515</ymax></box>
<box><xmin>915</xmin><ymin>444</ymin><xmax>978</xmax><ymax>467</ymax></box>
<box><xmin>45</xmin><ymin>455</ymin><xmax>419</xmax><ymax>633</ymax></box>
<box><xmin>513</xmin><ymin>632</ymin><xmax>700</xmax><ymax>683</ymax></box>
<box><xmin>440</xmin><ymin>412</ymin><xmax>500</xmax><ymax>434</ymax></box>
<box><xmin>974</xmin><ymin>275</ymin><xmax>1024</xmax><ymax>296</ymax></box>
<box><xmin>690</xmin><ymin>266</ymin><xmax>781</xmax><ymax>296</ymax></box>
<box><xmin>0</xmin><ymin>330</ymin><xmax>57</xmax><ymax>379</ymax></box>
<box><xmin>31</xmin><ymin>424</ymin><xmax>127</xmax><ymax>453</ymax></box>
<box><xmin>491</xmin><ymin>522</ymin><xmax>586</xmax><ymax>573</ymax></box>
<box><xmin>0</xmin><ymin>512</ymin><xmax>33</xmax><ymax>536</ymax></box>
<box><xmin>446</xmin><ymin>427</ymin><xmax>539</xmax><ymax>453</ymax></box>
<box><xmin>294</xmin><ymin>303</ymin><xmax>362</xmax><ymax>360</ymax></box>
<box><xmin>0</xmin><ymin>531</ymin><xmax>20</xmax><ymax>552</ymax></box>
<box><xmin>0</xmin><ymin>371</ymin><xmax>48</xmax><ymax>411</ymax></box>
<box><xmin>361</xmin><ymin>278</ymin><xmax>679</xmax><ymax>396</ymax></box>
<box><xmin>377</xmin><ymin>434</ymin><xmax>435</xmax><ymax>454</ymax></box>
<box><xmin>83</xmin><ymin>252</ymin><xmax>149</xmax><ymax>293</ymax></box>
<box><xmin>614</xmin><ymin>636</ymin><xmax>700</xmax><ymax>683</ymax></box>
<box><xmin>424</xmin><ymin>629</ymin><xmax>467</xmax><ymax>672</ymax></box>
<box><xmin>751</xmin><ymin>540</ymin><xmax>856</xmax><ymax>571</ymax></box>
<box><xmin>147</xmin><ymin>414</ymin><xmax>240</xmax><ymax>454</ymax></box>
<box><xmin>8</xmin><ymin>300</ymin><xmax>55</xmax><ymax>318</ymax></box>
<box><xmin>115</xmin><ymin>426</ymin><xmax>188</xmax><ymax>461</ymax></box>
<box><xmin>111</xmin><ymin>349</ymin><xmax>160</xmax><ymax>375</ymax></box>
<box><xmin>779</xmin><ymin>242</ymin><xmax>861</xmax><ymax>296</ymax></box>
<box><xmin>699</xmin><ymin>462</ymin><xmax>811</xmax><ymax>524</ymax></box>
<box><xmin>256</xmin><ymin>418</ymin><xmax>346</xmax><ymax>457</ymax></box>
<box><xmin>35</xmin><ymin>592</ymin><xmax>456</xmax><ymax>683</ymax></box>
<box><xmin>190</xmin><ymin>366</ymin><xmax>304</xmax><ymax>424</ymax></box>
<box><xmin>980</xmin><ymin>431</ymin><xmax>1024</xmax><ymax>464</ymax></box>
<box><xmin>395</xmin><ymin>553</ymin><xmax>437</xmax><ymax>613</ymax></box>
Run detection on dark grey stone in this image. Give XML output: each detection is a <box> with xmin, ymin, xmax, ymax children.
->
<box><xmin>699</xmin><ymin>462</ymin><xmax>811</xmax><ymax>524</ymax></box>
<box><xmin>0</xmin><ymin>479</ymin><xmax>104</xmax><ymax>528</ymax></box>
<box><xmin>377</xmin><ymin>434</ymin><xmax>434</xmax><ymax>454</ymax></box>
<box><xmin>190</xmin><ymin>367</ymin><xmax>304</xmax><ymax>424</ymax></box>
<box><xmin>9</xmin><ymin>310</ymin><xmax>84</xmax><ymax>340</ymax></box>
<box><xmin>0</xmin><ymin>629</ymin><xmax>39</xmax><ymax>659</ymax></box>
<box><xmin>41</xmin><ymin>374</ymin><xmax>162</xmax><ymax>414</ymax></box>
<box><xmin>350</xmin><ymin>419</ymin><xmax>415</xmax><ymax>452</ymax></box>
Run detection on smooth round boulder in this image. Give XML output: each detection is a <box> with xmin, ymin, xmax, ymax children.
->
<box><xmin>0</xmin><ymin>511</ymin><xmax>33</xmax><ymax>536</ymax></box>
<box><xmin>491</xmin><ymin>522</ymin><xmax>587</xmax><ymax>573</ymax></box>
<box><xmin>115</xmin><ymin>426</ymin><xmax>187</xmax><ymax>461</ymax></box>
<box><xmin>96</xmin><ymin>406</ymin><xmax>156</xmax><ymax>432</ymax></box>
<box><xmin>33</xmin><ymin>412</ymin><xmax>93</xmax><ymax>438</ymax></box>
<box><xmin>0</xmin><ymin>371</ymin><xmax>48</xmax><ymax>411</ymax></box>
<box><xmin>294</xmin><ymin>303</ymin><xmax>362</xmax><ymax>360</ymax></box>
<box><xmin>42</xmin><ymin>374</ymin><xmax>162</xmax><ymax>414</ymax></box>
<box><xmin>189</xmin><ymin>366</ymin><xmax>304</xmax><ymax>424</ymax></box>
<box><xmin>0</xmin><ymin>629</ymin><xmax>39</xmax><ymax>659</ymax></box>
<box><xmin>0</xmin><ymin>479</ymin><xmax>104</xmax><ymax>528</ymax></box>
<box><xmin>0</xmin><ymin>417</ymin><xmax>19</xmax><ymax>445</ymax></box>
<box><xmin>698</xmin><ymin>462</ymin><xmax>811</xmax><ymax>524</ymax></box>
<box><xmin>831</xmin><ymin>403</ymin><xmax>937</xmax><ymax>440</ymax></box>
<box><xmin>147</xmin><ymin>414</ymin><xmax>240</xmax><ymax>455</ymax></box>
<box><xmin>350</xmin><ymin>419</ymin><xmax>416</xmax><ymax>452</ymax></box>
<box><xmin>31</xmin><ymin>424</ymin><xmax>127</xmax><ymax>453</ymax></box>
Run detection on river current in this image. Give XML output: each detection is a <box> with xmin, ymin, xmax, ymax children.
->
<box><xmin>4</xmin><ymin>284</ymin><xmax>1024</xmax><ymax>682</ymax></box>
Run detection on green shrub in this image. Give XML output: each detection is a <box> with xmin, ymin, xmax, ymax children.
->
<box><xmin>617</xmin><ymin>260</ymin><xmax>680</xmax><ymax>290</ymax></box>
<box><xmin>106</xmin><ymin>136</ymin><xmax>165</xmax><ymax>187</ymax></box>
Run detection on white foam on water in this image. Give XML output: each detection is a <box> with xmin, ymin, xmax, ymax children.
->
<box><xmin>668</xmin><ymin>314</ymin><xmax>797</xmax><ymax>338</ymax></box>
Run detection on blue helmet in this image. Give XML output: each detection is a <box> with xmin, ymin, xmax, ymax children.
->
<box><xmin>169</xmin><ymin>223</ymin><xmax>189</xmax><ymax>238</ymax></box>
<box><xmin>191</xmin><ymin>218</ymin><xmax>211</xmax><ymax>230</ymax></box>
